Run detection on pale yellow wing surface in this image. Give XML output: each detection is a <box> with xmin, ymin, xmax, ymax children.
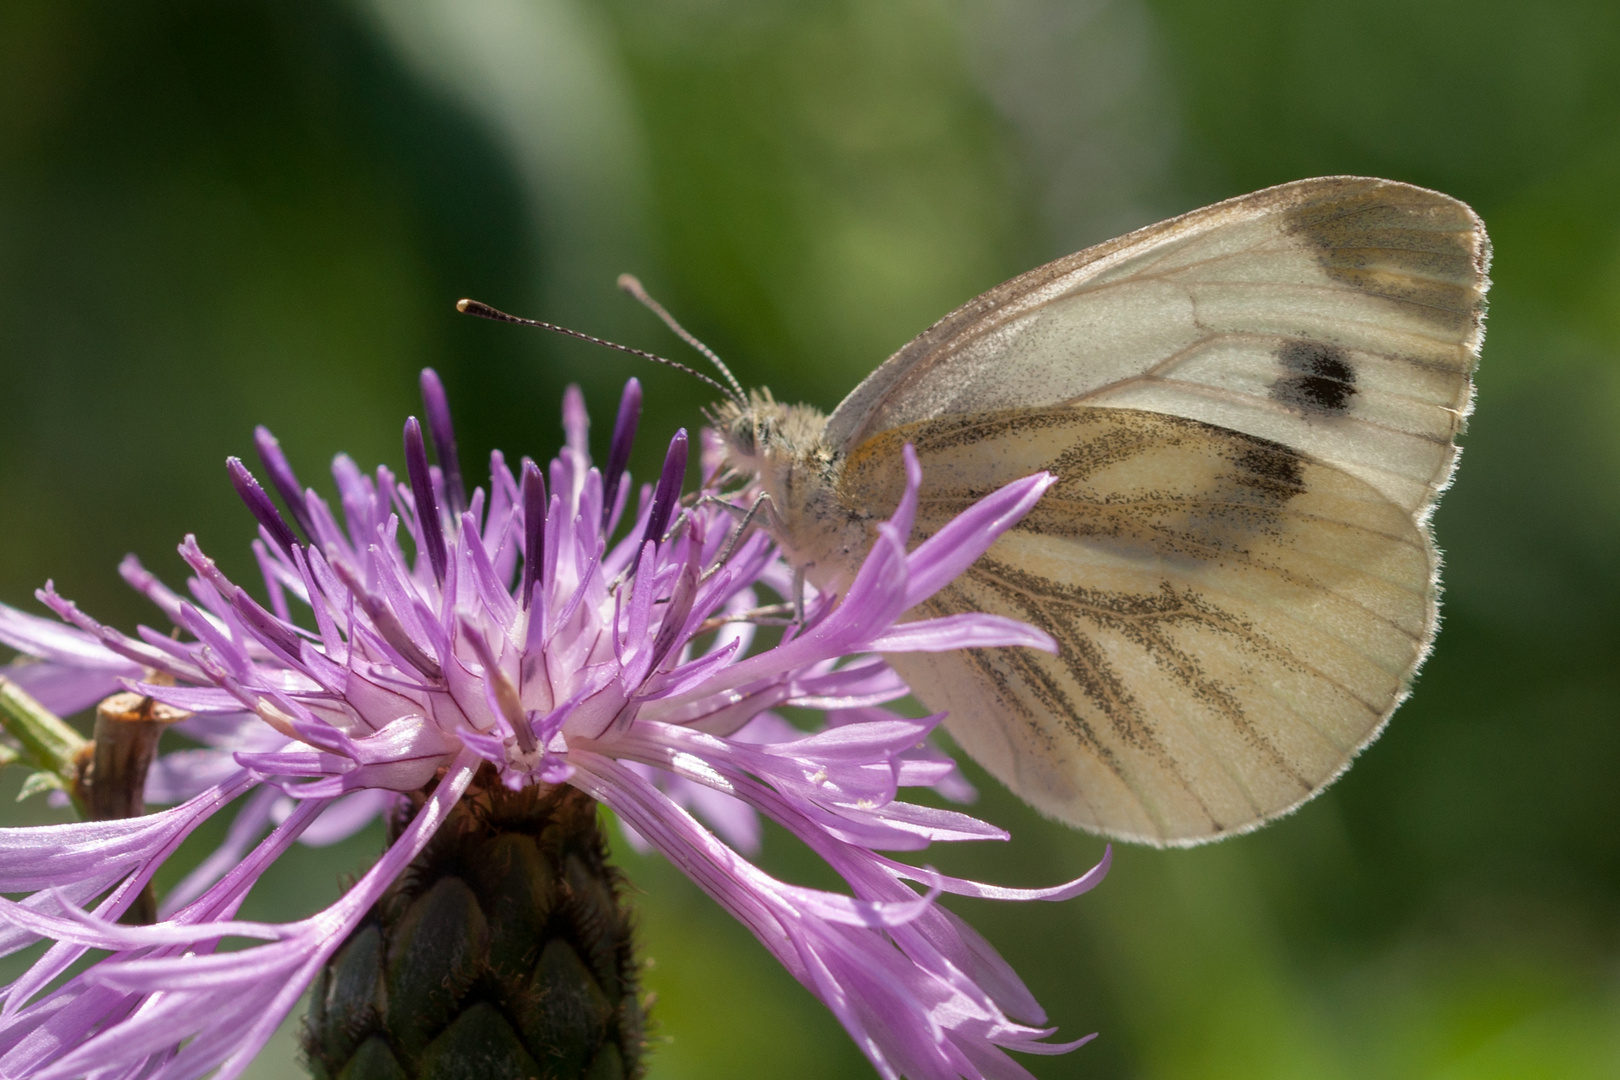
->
<box><xmin>839</xmin><ymin>406</ymin><xmax>1436</xmax><ymax>845</ymax></box>
<box><xmin>826</xmin><ymin>177</ymin><xmax>1488</xmax><ymax>519</ymax></box>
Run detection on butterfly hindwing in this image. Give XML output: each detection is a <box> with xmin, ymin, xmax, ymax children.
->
<box><xmin>839</xmin><ymin>406</ymin><xmax>1436</xmax><ymax>844</ymax></box>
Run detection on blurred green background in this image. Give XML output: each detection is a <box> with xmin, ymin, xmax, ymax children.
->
<box><xmin>3</xmin><ymin>1</ymin><xmax>1619</xmax><ymax>1077</ymax></box>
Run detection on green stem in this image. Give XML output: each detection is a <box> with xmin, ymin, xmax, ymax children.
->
<box><xmin>0</xmin><ymin>675</ymin><xmax>89</xmax><ymax>816</ymax></box>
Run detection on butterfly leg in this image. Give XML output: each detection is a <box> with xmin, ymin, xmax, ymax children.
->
<box><xmin>697</xmin><ymin>492</ymin><xmax>777</xmax><ymax>582</ymax></box>
<box><xmin>694</xmin><ymin>602</ymin><xmax>796</xmax><ymax>633</ymax></box>
<box><xmin>692</xmin><ymin>491</ymin><xmax>806</xmax><ymax>623</ymax></box>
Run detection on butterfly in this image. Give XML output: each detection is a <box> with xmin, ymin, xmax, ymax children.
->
<box><xmin>709</xmin><ymin>176</ymin><xmax>1488</xmax><ymax>847</ymax></box>
<box><xmin>462</xmin><ymin>175</ymin><xmax>1488</xmax><ymax>848</ymax></box>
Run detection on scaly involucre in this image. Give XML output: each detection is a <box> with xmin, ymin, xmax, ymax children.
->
<box><xmin>0</xmin><ymin>371</ymin><xmax>1108</xmax><ymax>1080</ymax></box>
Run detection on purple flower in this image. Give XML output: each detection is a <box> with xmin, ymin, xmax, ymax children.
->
<box><xmin>0</xmin><ymin>374</ymin><xmax>1109</xmax><ymax>1080</ymax></box>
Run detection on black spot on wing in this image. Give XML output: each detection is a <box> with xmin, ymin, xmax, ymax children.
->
<box><xmin>1272</xmin><ymin>339</ymin><xmax>1356</xmax><ymax>414</ymax></box>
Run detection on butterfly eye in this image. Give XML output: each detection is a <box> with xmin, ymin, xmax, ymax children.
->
<box><xmin>729</xmin><ymin>416</ymin><xmax>756</xmax><ymax>456</ymax></box>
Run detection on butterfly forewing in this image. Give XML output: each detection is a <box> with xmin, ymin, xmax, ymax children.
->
<box><xmin>826</xmin><ymin>177</ymin><xmax>1487</xmax><ymax>518</ymax></box>
<box><xmin>840</xmin><ymin>407</ymin><xmax>1437</xmax><ymax>844</ymax></box>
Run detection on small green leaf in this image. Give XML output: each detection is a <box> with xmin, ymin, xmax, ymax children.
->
<box><xmin>16</xmin><ymin>769</ymin><xmax>66</xmax><ymax>802</ymax></box>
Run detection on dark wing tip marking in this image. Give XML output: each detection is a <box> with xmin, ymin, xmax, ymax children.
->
<box><xmin>1272</xmin><ymin>339</ymin><xmax>1357</xmax><ymax>414</ymax></box>
<box><xmin>1282</xmin><ymin>183</ymin><xmax>1488</xmax><ymax>326</ymax></box>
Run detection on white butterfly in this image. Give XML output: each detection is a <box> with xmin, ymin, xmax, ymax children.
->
<box><xmin>713</xmin><ymin>176</ymin><xmax>1489</xmax><ymax>847</ymax></box>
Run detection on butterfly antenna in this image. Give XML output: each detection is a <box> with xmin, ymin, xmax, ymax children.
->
<box><xmin>456</xmin><ymin>299</ymin><xmax>733</xmax><ymax>399</ymax></box>
<box><xmin>616</xmin><ymin>274</ymin><xmax>747</xmax><ymax>405</ymax></box>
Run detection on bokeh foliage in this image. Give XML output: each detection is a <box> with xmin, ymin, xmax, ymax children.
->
<box><xmin>3</xmin><ymin>1</ymin><xmax>1618</xmax><ymax>1077</ymax></box>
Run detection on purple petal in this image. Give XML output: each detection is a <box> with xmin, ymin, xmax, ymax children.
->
<box><xmin>298</xmin><ymin>788</ymin><xmax>393</xmax><ymax>847</ymax></box>
<box><xmin>562</xmin><ymin>384</ymin><xmax>589</xmax><ymax>457</ymax></box>
<box><xmin>520</xmin><ymin>459</ymin><xmax>547</xmax><ymax>609</ymax></box>
<box><xmin>419</xmin><ymin>368</ymin><xmax>467</xmax><ymax>517</ymax></box>
<box><xmin>900</xmin><ymin>450</ymin><xmax>1056</xmax><ymax>609</ymax></box>
<box><xmin>603</xmin><ymin>378</ymin><xmax>642</xmax><ymax>531</ymax></box>
<box><xmin>0</xmin><ymin>773</ymin><xmax>253</xmax><ymax>894</ymax></box>
<box><xmin>157</xmin><ymin>787</ymin><xmax>282</xmax><ymax>916</ymax></box>
<box><xmin>0</xmin><ymin>603</ymin><xmax>143</xmax><ymax>674</ymax></box>
<box><xmin>402</xmin><ymin>417</ymin><xmax>448</xmax><ymax>584</ymax></box>
<box><xmin>878</xmin><ymin>846</ymin><xmax>1112</xmax><ymax>903</ymax></box>
<box><xmin>642</xmin><ymin>429</ymin><xmax>688</xmax><ymax>547</ymax></box>
<box><xmin>225</xmin><ymin>458</ymin><xmax>301</xmax><ymax>559</ymax></box>
<box><xmin>0</xmin><ymin>894</ymin><xmax>282</xmax><ymax>951</ymax></box>
<box><xmin>252</xmin><ymin>426</ymin><xmax>315</xmax><ymax>538</ymax></box>
<box><xmin>0</xmin><ymin>659</ymin><xmax>125</xmax><ymax>716</ymax></box>
<box><xmin>867</xmin><ymin>613</ymin><xmax>1057</xmax><ymax>654</ymax></box>
<box><xmin>30</xmin><ymin>753</ymin><xmax>481</xmax><ymax>1080</ymax></box>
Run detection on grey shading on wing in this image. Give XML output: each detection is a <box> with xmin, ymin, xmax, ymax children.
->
<box><xmin>826</xmin><ymin>176</ymin><xmax>1489</xmax><ymax>519</ymax></box>
<box><xmin>842</xmin><ymin>407</ymin><xmax>1439</xmax><ymax>845</ymax></box>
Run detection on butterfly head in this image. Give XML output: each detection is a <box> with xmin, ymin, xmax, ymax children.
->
<box><xmin>710</xmin><ymin>388</ymin><xmax>830</xmax><ymax>486</ymax></box>
<box><xmin>710</xmin><ymin>389</ymin><xmax>857</xmax><ymax>583</ymax></box>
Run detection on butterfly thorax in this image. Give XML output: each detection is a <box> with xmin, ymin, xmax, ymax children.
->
<box><xmin>711</xmin><ymin>390</ymin><xmax>873</xmax><ymax>592</ymax></box>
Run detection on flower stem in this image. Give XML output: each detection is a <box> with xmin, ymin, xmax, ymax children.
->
<box><xmin>82</xmin><ymin>691</ymin><xmax>186</xmax><ymax>821</ymax></box>
<box><xmin>0</xmin><ymin>675</ymin><xmax>88</xmax><ymax>815</ymax></box>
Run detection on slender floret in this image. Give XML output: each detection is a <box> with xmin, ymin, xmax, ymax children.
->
<box><xmin>0</xmin><ymin>373</ymin><xmax>1109</xmax><ymax>1080</ymax></box>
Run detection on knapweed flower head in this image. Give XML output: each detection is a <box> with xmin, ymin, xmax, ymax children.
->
<box><xmin>0</xmin><ymin>371</ymin><xmax>1108</xmax><ymax>1080</ymax></box>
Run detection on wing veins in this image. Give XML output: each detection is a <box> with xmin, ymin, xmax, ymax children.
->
<box><xmin>964</xmin><ymin>556</ymin><xmax>1403</xmax><ymax>716</ymax></box>
<box><xmin>916</xmin><ymin>491</ymin><xmax>1425</xmax><ymax>556</ymax></box>
<box><xmin>985</xmin><ymin>491</ymin><xmax>1426</xmax><ymax>549</ymax></box>
<box><xmin>959</xmin><ymin>553</ymin><xmax>1393</xmax><ymax>722</ymax></box>
<box><xmin>1181</xmin><ymin>281</ymin><xmax>1482</xmax><ymax>348</ymax></box>
<box><xmin>971</xmin><ymin>643</ymin><xmax>1117</xmax><ymax>827</ymax></box>
<box><xmin>950</xmin><ymin>582</ymin><xmax>1243</xmax><ymax>832</ymax></box>
<box><xmin>1072</xmin><ymin>227</ymin><xmax>1476</xmax><ymax>302</ymax></box>
<box><xmin>1069</xmin><ymin>367</ymin><xmax>1462</xmax><ymax>452</ymax></box>
<box><xmin>1182</xmin><ymin>276</ymin><xmax>1481</xmax><ymax>318</ymax></box>
<box><xmin>976</xmin><ymin>567</ymin><xmax>1317</xmax><ymax>806</ymax></box>
<box><xmin>1153</xmin><ymin>328</ymin><xmax>1472</xmax><ymax>380</ymax></box>
<box><xmin>1050</xmin><ymin>325</ymin><xmax>1467</xmax><ymax>428</ymax></box>
<box><xmin>901</xmin><ymin>248</ymin><xmax>1476</xmax><ymax>397</ymax></box>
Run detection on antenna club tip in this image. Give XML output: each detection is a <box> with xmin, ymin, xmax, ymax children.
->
<box><xmin>455</xmin><ymin>298</ymin><xmax>473</xmax><ymax>313</ymax></box>
<box><xmin>616</xmin><ymin>273</ymin><xmax>644</xmax><ymax>295</ymax></box>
